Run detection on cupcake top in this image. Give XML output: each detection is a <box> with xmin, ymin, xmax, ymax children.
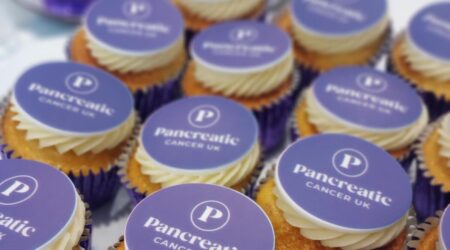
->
<box><xmin>175</xmin><ymin>0</ymin><xmax>264</xmax><ymax>22</ymax></box>
<box><xmin>440</xmin><ymin>206</ymin><xmax>450</xmax><ymax>250</ymax></box>
<box><xmin>290</xmin><ymin>0</ymin><xmax>389</xmax><ymax>54</ymax></box>
<box><xmin>274</xmin><ymin>134</ymin><xmax>412</xmax><ymax>249</ymax></box>
<box><xmin>84</xmin><ymin>0</ymin><xmax>184</xmax><ymax>74</ymax></box>
<box><xmin>402</xmin><ymin>2</ymin><xmax>450</xmax><ymax>81</ymax></box>
<box><xmin>135</xmin><ymin>96</ymin><xmax>260</xmax><ymax>188</ymax></box>
<box><xmin>303</xmin><ymin>67</ymin><xmax>428</xmax><ymax>151</ymax></box>
<box><xmin>11</xmin><ymin>62</ymin><xmax>135</xmax><ymax>155</ymax></box>
<box><xmin>124</xmin><ymin>183</ymin><xmax>274</xmax><ymax>250</ymax></box>
<box><xmin>191</xmin><ymin>21</ymin><xmax>294</xmax><ymax>97</ymax></box>
<box><xmin>0</xmin><ymin>159</ymin><xmax>85</xmax><ymax>249</ymax></box>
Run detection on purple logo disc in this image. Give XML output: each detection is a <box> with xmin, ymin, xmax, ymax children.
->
<box><xmin>13</xmin><ymin>62</ymin><xmax>133</xmax><ymax>136</ymax></box>
<box><xmin>141</xmin><ymin>96</ymin><xmax>258</xmax><ymax>172</ymax></box>
<box><xmin>441</xmin><ymin>206</ymin><xmax>450</xmax><ymax>250</ymax></box>
<box><xmin>125</xmin><ymin>184</ymin><xmax>275</xmax><ymax>250</ymax></box>
<box><xmin>276</xmin><ymin>134</ymin><xmax>412</xmax><ymax>232</ymax></box>
<box><xmin>0</xmin><ymin>160</ymin><xmax>77</xmax><ymax>249</ymax></box>
<box><xmin>312</xmin><ymin>67</ymin><xmax>423</xmax><ymax>131</ymax></box>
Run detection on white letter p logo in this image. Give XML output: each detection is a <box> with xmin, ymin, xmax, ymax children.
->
<box><xmin>333</xmin><ymin>149</ymin><xmax>369</xmax><ymax>178</ymax></box>
<box><xmin>191</xmin><ymin>201</ymin><xmax>230</xmax><ymax>232</ymax></box>
<box><xmin>339</xmin><ymin>154</ymin><xmax>362</xmax><ymax>169</ymax></box>
<box><xmin>1</xmin><ymin>180</ymin><xmax>30</xmax><ymax>197</ymax></box>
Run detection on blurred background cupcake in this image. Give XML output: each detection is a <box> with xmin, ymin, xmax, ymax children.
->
<box><xmin>276</xmin><ymin>0</ymin><xmax>391</xmax><ymax>92</ymax></box>
<box><xmin>291</xmin><ymin>67</ymin><xmax>429</xmax><ymax>168</ymax></box>
<box><xmin>183</xmin><ymin>21</ymin><xmax>297</xmax><ymax>154</ymax></box>
<box><xmin>69</xmin><ymin>0</ymin><xmax>186</xmax><ymax>120</ymax></box>
<box><xmin>0</xmin><ymin>62</ymin><xmax>136</xmax><ymax>209</ymax></box>
<box><xmin>389</xmin><ymin>2</ymin><xmax>450</xmax><ymax>121</ymax></box>
<box><xmin>120</xmin><ymin>96</ymin><xmax>261</xmax><ymax>204</ymax></box>
<box><xmin>408</xmin><ymin>206</ymin><xmax>450</xmax><ymax>250</ymax></box>
<box><xmin>413</xmin><ymin>112</ymin><xmax>450</xmax><ymax>221</ymax></box>
<box><xmin>0</xmin><ymin>159</ymin><xmax>91</xmax><ymax>249</ymax></box>
<box><xmin>256</xmin><ymin>134</ymin><xmax>412</xmax><ymax>249</ymax></box>
<box><xmin>172</xmin><ymin>0</ymin><xmax>266</xmax><ymax>42</ymax></box>
<box><xmin>111</xmin><ymin>184</ymin><xmax>274</xmax><ymax>250</ymax></box>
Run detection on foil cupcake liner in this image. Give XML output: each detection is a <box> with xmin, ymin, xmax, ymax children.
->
<box><xmin>0</xmin><ymin>97</ymin><xmax>137</xmax><ymax>209</ymax></box>
<box><xmin>406</xmin><ymin>210</ymin><xmax>443</xmax><ymax>249</ymax></box>
<box><xmin>117</xmin><ymin>123</ymin><xmax>264</xmax><ymax>205</ymax></box>
<box><xmin>387</xmin><ymin>56</ymin><xmax>448</xmax><ymax>122</ymax></box>
<box><xmin>412</xmin><ymin>120</ymin><xmax>450</xmax><ymax>222</ymax></box>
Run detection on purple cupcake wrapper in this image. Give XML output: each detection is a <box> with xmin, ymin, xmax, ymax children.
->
<box><xmin>387</xmin><ymin>55</ymin><xmax>449</xmax><ymax>122</ymax></box>
<box><xmin>412</xmin><ymin>119</ymin><xmax>450</xmax><ymax>222</ymax></box>
<box><xmin>0</xmin><ymin>96</ymin><xmax>136</xmax><ymax>209</ymax></box>
<box><xmin>14</xmin><ymin>0</ymin><xmax>93</xmax><ymax>22</ymax></box>
<box><xmin>79</xmin><ymin>197</ymin><xmax>93</xmax><ymax>250</ymax></box>
<box><xmin>66</xmin><ymin>35</ymin><xmax>184</xmax><ymax>122</ymax></box>
<box><xmin>407</xmin><ymin>210</ymin><xmax>443</xmax><ymax>249</ymax></box>
<box><xmin>116</xmin><ymin>123</ymin><xmax>264</xmax><ymax>205</ymax></box>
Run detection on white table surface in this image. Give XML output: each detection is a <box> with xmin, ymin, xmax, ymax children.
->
<box><xmin>0</xmin><ymin>0</ymin><xmax>441</xmax><ymax>249</ymax></box>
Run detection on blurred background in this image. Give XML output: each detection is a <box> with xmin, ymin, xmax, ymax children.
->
<box><xmin>0</xmin><ymin>0</ymin><xmax>439</xmax><ymax>249</ymax></box>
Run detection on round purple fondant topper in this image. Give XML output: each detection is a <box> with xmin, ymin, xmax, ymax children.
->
<box><xmin>85</xmin><ymin>0</ymin><xmax>183</xmax><ymax>55</ymax></box>
<box><xmin>191</xmin><ymin>21</ymin><xmax>291</xmax><ymax>72</ymax></box>
<box><xmin>141</xmin><ymin>96</ymin><xmax>258</xmax><ymax>172</ymax></box>
<box><xmin>276</xmin><ymin>134</ymin><xmax>412</xmax><ymax>232</ymax></box>
<box><xmin>441</xmin><ymin>206</ymin><xmax>450</xmax><ymax>250</ymax></box>
<box><xmin>125</xmin><ymin>184</ymin><xmax>275</xmax><ymax>250</ymax></box>
<box><xmin>291</xmin><ymin>0</ymin><xmax>387</xmax><ymax>36</ymax></box>
<box><xmin>14</xmin><ymin>62</ymin><xmax>133</xmax><ymax>136</ymax></box>
<box><xmin>408</xmin><ymin>2</ymin><xmax>450</xmax><ymax>62</ymax></box>
<box><xmin>312</xmin><ymin>67</ymin><xmax>423</xmax><ymax>131</ymax></box>
<box><xmin>0</xmin><ymin>159</ymin><xmax>77</xmax><ymax>249</ymax></box>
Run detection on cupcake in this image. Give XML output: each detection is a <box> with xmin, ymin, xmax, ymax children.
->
<box><xmin>0</xmin><ymin>159</ymin><xmax>91</xmax><ymax>249</ymax></box>
<box><xmin>110</xmin><ymin>183</ymin><xmax>274</xmax><ymax>250</ymax></box>
<box><xmin>408</xmin><ymin>206</ymin><xmax>450</xmax><ymax>250</ymax></box>
<box><xmin>172</xmin><ymin>0</ymin><xmax>266</xmax><ymax>41</ymax></box>
<box><xmin>389</xmin><ymin>2</ymin><xmax>450</xmax><ymax>121</ymax></box>
<box><xmin>256</xmin><ymin>134</ymin><xmax>412</xmax><ymax>249</ymax></box>
<box><xmin>276</xmin><ymin>0</ymin><xmax>390</xmax><ymax>90</ymax></box>
<box><xmin>0</xmin><ymin>62</ymin><xmax>136</xmax><ymax>209</ymax></box>
<box><xmin>292</xmin><ymin>67</ymin><xmax>429</xmax><ymax>168</ymax></box>
<box><xmin>120</xmin><ymin>96</ymin><xmax>261</xmax><ymax>204</ymax></box>
<box><xmin>69</xmin><ymin>0</ymin><xmax>186</xmax><ymax>120</ymax></box>
<box><xmin>413</xmin><ymin>113</ymin><xmax>450</xmax><ymax>222</ymax></box>
<box><xmin>182</xmin><ymin>21</ymin><xmax>298</xmax><ymax>154</ymax></box>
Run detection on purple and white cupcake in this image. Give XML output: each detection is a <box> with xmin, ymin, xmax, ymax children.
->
<box><xmin>0</xmin><ymin>62</ymin><xmax>137</xmax><ymax>208</ymax></box>
<box><xmin>256</xmin><ymin>134</ymin><xmax>412</xmax><ymax>249</ymax></box>
<box><xmin>276</xmin><ymin>0</ymin><xmax>391</xmax><ymax>90</ymax></box>
<box><xmin>408</xmin><ymin>206</ymin><xmax>450</xmax><ymax>250</ymax></box>
<box><xmin>0</xmin><ymin>159</ymin><xmax>91</xmax><ymax>249</ymax></box>
<box><xmin>120</xmin><ymin>96</ymin><xmax>262</xmax><ymax>204</ymax></box>
<box><xmin>69</xmin><ymin>0</ymin><xmax>187</xmax><ymax>120</ymax></box>
<box><xmin>291</xmin><ymin>67</ymin><xmax>429</xmax><ymax>169</ymax></box>
<box><xmin>182</xmin><ymin>21</ymin><xmax>298</xmax><ymax>154</ymax></box>
<box><xmin>110</xmin><ymin>183</ymin><xmax>275</xmax><ymax>250</ymax></box>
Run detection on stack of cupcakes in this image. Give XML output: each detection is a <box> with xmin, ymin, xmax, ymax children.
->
<box><xmin>0</xmin><ymin>62</ymin><xmax>136</xmax><ymax>208</ymax></box>
<box><xmin>182</xmin><ymin>21</ymin><xmax>298</xmax><ymax>153</ymax></box>
<box><xmin>110</xmin><ymin>184</ymin><xmax>275</xmax><ymax>250</ymax></box>
<box><xmin>69</xmin><ymin>0</ymin><xmax>186</xmax><ymax>120</ymax></box>
<box><xmin>408</xmin><ymin>206</ymin><xmax>450</xmax><ymax>250</ymax></box>
<box><xmin>120</xmin><ymin>96</ymin><xmax>262</xmax><ymax>204</ymax></box>
<box><xmin>414</xmin><ymin>112</ymin><xmax>450</xmax><ymax>221</ymax></box>
<box><xmin>389</xmin><ymin>2</ymin><xmax>450</xmax><ymax>121</ymax></box>
<box><xmin>0</xmin><ymin>159</ymin><xmax>91</xmax><ymax>249</ymax></box>
<box><xmin>291</xmin><ymin>67</ymin><xmax>429</xmax><ymax>168</ymax></box>
<box><xmin>172</xmin><ymin>0</ymin><xmax>267</xmax><ymax>41</ymax></box>
<box><xmin>256</xmin><ymin>134</ymin><xmax>413</xmax><ymax>249</ymax></box>
<box><xmin>277</xmin><ymin>0</ymin><xmax>391</xmax><ymax>91</ymax></box>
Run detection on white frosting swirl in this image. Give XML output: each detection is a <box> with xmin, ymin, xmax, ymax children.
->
<box><xmin>437</xmin><ymin>114</ymin><xmax>450</xmax><ymax>167</ymax></box>
<box><xmin>134</xmin><ymin>142</ymin><xmax>260</xmax><ymax>188</ymax></box>
<box><xmin>291</xmin><ymin>12</ymin><xmax>389</xmax><ymax>54</ymax></box>
<box><xmin>11</xmin><ymin>98</ymin><xmax>136</xmax><ymax>156</ymax></box>
<box><xmin>176</xmin><ymin>0</ymin><xmax>263</xmax><ymax>21</ymax></box>
<box><xmin>401</xmin><ymin>38</ymin><xmax>450</xmax><ymax>81</ymax></box>
<box><xmin>304</xmin><ymin>88</ymin><xmax>429</xmax><ymax>151</ymax></box>
<box><xmin>194</xmin><ymin>52</ymin><xmax>294</xmax><ymax>97</ymax></box>
<box><xmin>86</xmin><ymin>32</ymin><xmax>185</xmax><ymax>74</ymax></box>
<box><xmin>273</xmin><ymin>186</ymin><xmax>408</xmax><ymax>250</ymax></box>
<box><xmin>45</xmin><ymin>195</ymin><xmax>86</xmax><ymax>250</ymax></box>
